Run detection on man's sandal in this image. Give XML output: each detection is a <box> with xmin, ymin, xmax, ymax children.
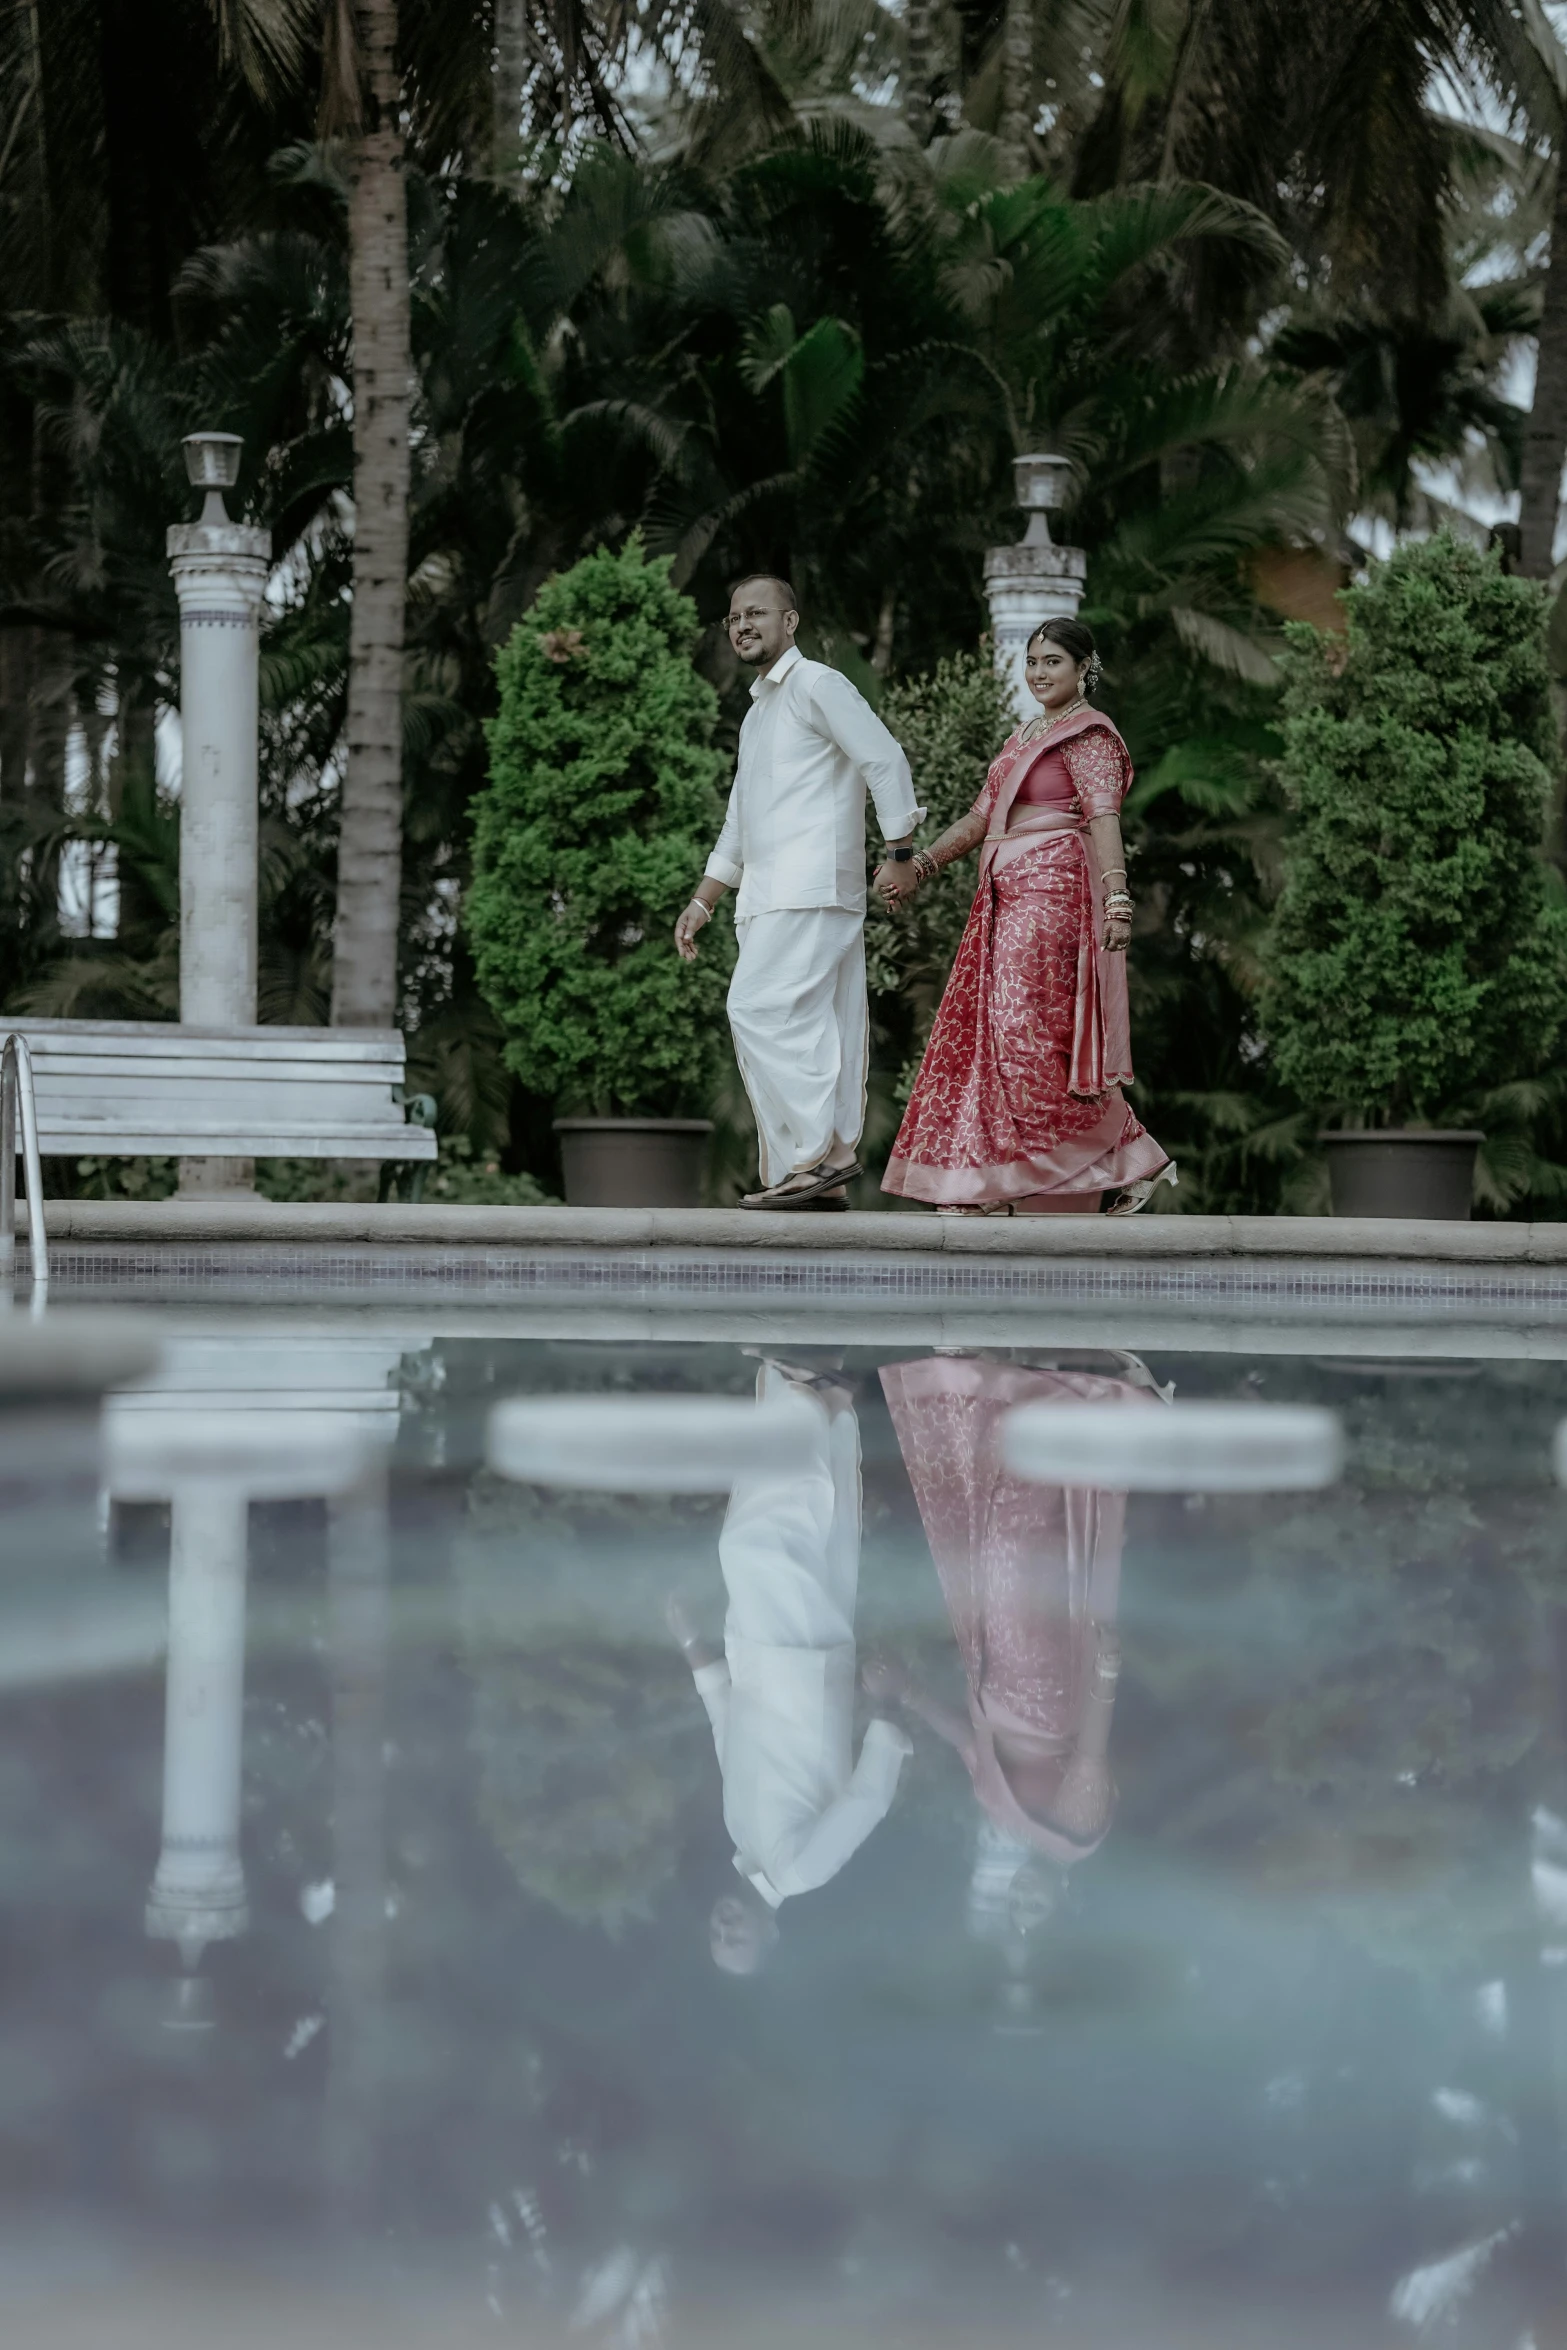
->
<box><xmin>740</xmin><ymin>1158</ymin><xmax>860</xmax><ymax>1210</ymax></box>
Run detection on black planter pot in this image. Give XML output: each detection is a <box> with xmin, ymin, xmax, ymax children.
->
<box><xmin>553</xmin><ymin>1117</ymin><xmax>713</xmax><ymax>1209</ymax></box>
<box><xmin>1318</xmin><ymin>1129</ymin><xmax>1483</xmax><ymax>1220</ymax></box>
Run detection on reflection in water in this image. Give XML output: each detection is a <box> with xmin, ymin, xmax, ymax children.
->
<box><xmin>673</xmin><ymin>1361</ymin><xmax>910</xmax><ymax>1975</ymax></box>
<box><xmin>880</xmin><ymin>1353</ymin><xmax>1165</xmax><ymax>1971</ymax></box>
<box><xmin>144</xmin><ymin>1485</ymin><xmax>251</xmax><ymax>2004</ymax></box>
<box><xmin>7</xmin><ymin>1325</ymin><xmax>1567</xmax><ymax>2344</ymax></box>
<box><xmin>324</xmin><ymin>1472</ymin><xmax>392</xmax><ymax>2229</ymax></box>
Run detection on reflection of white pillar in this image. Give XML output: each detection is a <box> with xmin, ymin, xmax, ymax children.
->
<box><xmin>984</xmin><ymin>454</ymin><xmax>1087</xmax><ymax>726</ymax></box>
<box><xmin>106</xmin><ymin>1348</ymin><xmax>403</xmax><ymax>2018</ymax></box>
<box><xmin>323</xmin><ymin>1473</ymin><xmax>390</xmax><ymax>2229</ymax></box>
<box><xmin>144</xmin><ymin>1484</ymin><xmax>249</xmax><ymax>1969</ymax></box>
<box><xmin>167</xmin><ymin>430</ymin><xmax>268</xmax><ymax>1198</ymax></box>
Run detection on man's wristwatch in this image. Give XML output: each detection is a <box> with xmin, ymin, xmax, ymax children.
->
<box><xmin>887</xmin><ymin>846</ymin><xmax>914</xmax><ymax>862</ymax></box>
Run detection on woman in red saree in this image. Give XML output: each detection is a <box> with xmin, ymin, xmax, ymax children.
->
<box><xmin>880</xmin><ymin>619</ymin><xmax>1174</xmax><ymax>1214</ymax></box>
<box><xmin>872</xmin><ymin>1351</ymin><xmax>1166</xmax><ymax>1901</ymax></box>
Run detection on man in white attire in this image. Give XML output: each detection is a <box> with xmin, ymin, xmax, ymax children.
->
<box><xmin>673</xmin><ymin>576</ymin><xmax>922</xmax><ymax>1209</ymax></box>
<box><xmin>668</xmin><ymin>1361</ymin><xmax>912</xmax><ymax>1975</ymax></box>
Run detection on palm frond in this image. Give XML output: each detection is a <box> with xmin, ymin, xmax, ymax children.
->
<box><xmin>1170</xmin><ymin>605</ymin><xmax>1280</xmax><ymax>684</ymax></box>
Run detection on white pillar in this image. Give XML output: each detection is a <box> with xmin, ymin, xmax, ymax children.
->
<box><xmin>144</xmin><ymin>1482</ymin><xmax>250</xmax><ymax>1971</ymax></box>
<box><xmin>984</xmin><ymin>453</ymin><xmax>1088</xmax><ymax>727</ymax></box>
<box><xmin>166</xmin><ymin>431</ymin><xmax>268</xmax><ymax>1197</ymax></box>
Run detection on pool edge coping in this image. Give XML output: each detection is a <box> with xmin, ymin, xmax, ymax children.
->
<box><xmin>32</xmin><ymin>1200</ymin><xmax>1567</xmax><ymax>1266</ymax></box>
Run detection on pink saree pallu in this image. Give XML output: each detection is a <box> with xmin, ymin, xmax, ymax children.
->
<box><xmin>883</xmin><ymin>708</ymin><xmax>1171</xmax><ymax>1210</ymax></box>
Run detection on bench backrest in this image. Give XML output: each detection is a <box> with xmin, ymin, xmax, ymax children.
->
<box><xmin>4</xmin><ymin>1020</ymin><xmax>436</xmax><ymax>1159</ymax></box>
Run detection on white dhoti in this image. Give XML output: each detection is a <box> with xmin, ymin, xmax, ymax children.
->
<box><xmin>727</xmin><ymin>909</ymin><xmax>868</xmax><ymax>1187</ymax></box>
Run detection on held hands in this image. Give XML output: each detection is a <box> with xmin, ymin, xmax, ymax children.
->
<box><xmin>860</xmin><ymin>1654</ymin><xmax>909</xmax><ymax>1707</ymax></box>
<box><xmin>674</xmin><ymin>899</ymin><xmax>712</xmax><ymax>961</ymax></box>
<box><xmin>875</xmin><ymin>860</ymin><xmax>921</xmax><ymax>912</ymax></box>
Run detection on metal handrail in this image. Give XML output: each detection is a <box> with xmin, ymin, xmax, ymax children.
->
<box><xmin>1</xmin><ymin>1033</ymin><xmax>49</xmax><ymax>1300</ymax></box>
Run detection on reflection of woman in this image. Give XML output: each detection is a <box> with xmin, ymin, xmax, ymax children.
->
<box><xmin>879</xmin><ymin>619</ymin><xmax>1174</xmax><ymax>1215</ymax></box>
<box><xmin>875</xmin><ymin>1354</ymin><xmax>1161</xmax><ymax>1896</ymax></box>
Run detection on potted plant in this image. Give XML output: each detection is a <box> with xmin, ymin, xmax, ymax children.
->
<box><xmin>468</xmin><ymin>539</ymin><xmax>733</xmax><ymax>1207</ymax></box>
<box><xmin>1262</xmin><ymin>532</ymin><xmax>1567</xmax><ymax>1218</ymax></box>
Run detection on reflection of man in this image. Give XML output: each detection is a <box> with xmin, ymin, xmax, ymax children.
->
<box><xmin>669</xmin><ymin>1362</ymin><xmax>911</xmax><ymax>1973</ymax></box>
<box><xmin>673</xmin><ymin>577</ymin><xmax>922</xmax><ymax>1209</ymax></box>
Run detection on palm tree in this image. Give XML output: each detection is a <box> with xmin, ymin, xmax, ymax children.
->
<box><xmin>1063</xmin><ymin>0</ymin><xmax>1566</xmax><ymax>347</ymax></box>
<box><xmin>1272</xmin><ymin>281</ymin><xmax>1532</xmax><ymax>535</ymax></box>
<box><xmin>1511</xmin><ymin>29</ymin><xmax>1567</xmax><ymax>576</ymax></box>
<box><xmin>0</xmin><ymin>0</ymin><xmax>300</xmax><ymax>819</ymax></box>
<box><xmin>1052</xmin><ymin>1</ymin><xmax>1567</xmax><ymax>579</ymax></box>
<box><xmin>993</xmin><ymin>0</ymin><xmax>1032</xmax><ymax>178</ymax></box>
<box><xmin>203</xmin><ymin>0</ymin><xmax>408</xmax><ymax>1025</ymax></box>
<box><xmin>330</xmin><ymin>0</ymin><xmax>410</xmax><ymax>1026</ymax></box>
<box><xmin>204</xmin><ymin>0</ymin><xmax>809</xmax><ymax>1026</ymax></box>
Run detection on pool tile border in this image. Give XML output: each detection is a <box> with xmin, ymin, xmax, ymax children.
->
<box><xmin>26</xmin><ymin>1240</ymin><xmax>1567</xmax><ymax>1317</ymax></box>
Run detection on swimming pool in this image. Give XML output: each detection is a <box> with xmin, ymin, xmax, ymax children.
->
<box><xmin>4</xmin><ymin>1301</ymin><xmax>1566</xmax><ymax>2348</ymax></box>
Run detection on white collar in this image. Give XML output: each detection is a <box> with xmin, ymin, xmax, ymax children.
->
<box><xmin>748</xmin><ymin>643</ymin><xmax>804</xmax><ymax>700</ymax></box>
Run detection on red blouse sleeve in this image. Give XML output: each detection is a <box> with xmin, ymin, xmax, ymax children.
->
<box><xmin>1061</xmin><ymin>725</ymin><xmax>1127</xmax><ymax>817</ymax></box>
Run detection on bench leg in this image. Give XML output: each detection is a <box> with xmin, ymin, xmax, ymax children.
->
<box><xmin>377</xmin><ymin>1161</ymin><xmax>428</xmax><ymax>1205</ymax></box>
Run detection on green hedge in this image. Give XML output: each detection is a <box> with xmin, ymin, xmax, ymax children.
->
<box><xmin>1262</xmin><ymin>532</ymin><xmax>1567</xmax><ymax>1125</ymax></box>
<box><xmin>468</xmin><ymin>540</ymin><xmax>733</xmax><ymax>1118</ymax></box>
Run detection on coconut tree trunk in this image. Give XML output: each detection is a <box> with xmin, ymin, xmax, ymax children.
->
<box><xmin>332</xmin><ymin>0</ymin><xmax>409</xmax><ymax>1029</ymax></box>
<box><xmin>1520</xmin><ymin>138</ymin><xmax>1567</xmax><ymax>581</ymax></box>
<box><xmin>0</xmin><ymin>630</ymin><xmax>28</xmax><ymax>800</ymax></box>
<box><xmin>493</xmin><ymin>0</ymin><xmax>529</xmax><ymax>165</ymax></box>
<box><xmin>904</xmin><ymin>0</ymin><xmax>933</xmax><ymax>142</ymax></box>
<box><xmin>995</xmin><ymin>0</ymin><xmax>1032</xmax><ymax>179</ymax></box>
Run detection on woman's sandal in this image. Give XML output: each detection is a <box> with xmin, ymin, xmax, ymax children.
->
<box><xmin>1105</xmin><ymin>1163</ymin><xmax>1178</xmax><ymax>1217</ymax></box>
<box><xmin>936</xmin><ymin>1201</ymin><xmax>1016</xmax><ymax>1217</ymax></box>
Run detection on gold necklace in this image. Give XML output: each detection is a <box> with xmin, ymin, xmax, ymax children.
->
<box><xmin>1023</xmin><ymin>695</ymin><xmax>1086</xmax><ymax>741</ymax></box>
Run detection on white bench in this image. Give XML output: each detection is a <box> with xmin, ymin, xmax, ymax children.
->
<box><xmin>4</xmin><ymin>1020</ymin><xmax>438</xmax><ymax>1165</ymax></box>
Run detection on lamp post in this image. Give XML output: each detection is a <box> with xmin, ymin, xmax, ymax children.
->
<box><xmin>166</xmin><ymin>431</ymin><xmax>268</xmax><ymax>1197</ymax></box>
<box><xmin>984</xmin><ymin>455</ymin><xmax>1087</xmax><ymax>726</ymax></box>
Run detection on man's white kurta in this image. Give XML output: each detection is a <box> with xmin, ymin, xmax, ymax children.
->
<box><xmin>692</xmin><ymin>1370</ymin><xmax>910</xmax><ymax>1906</ymax></box>
<box><xmin>705</xmin><ymin>647</ymin><xmax>922</xmax><ymax>1182</ymax></box>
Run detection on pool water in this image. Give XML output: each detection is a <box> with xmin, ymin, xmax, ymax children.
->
<box><xmin>7</xmin><ymin>1319</ymin><xmax>1567</xmax><ymax>2349</ymax></box>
